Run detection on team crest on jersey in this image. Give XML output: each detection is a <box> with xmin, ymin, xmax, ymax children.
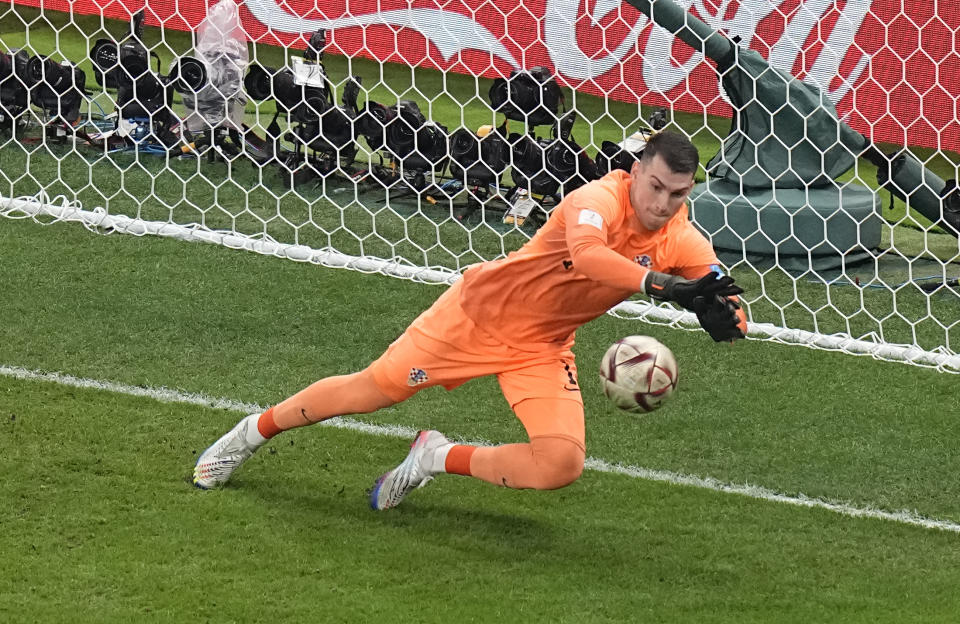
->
<box><xmin>408</xmin><ymin>367</ymin><xmax>430</xmax><ymax>386</ymax></box>
<box><xmin>634</xmin><ymin>254</ymin><xmax>653</xmax><ymax>267</ymax></box>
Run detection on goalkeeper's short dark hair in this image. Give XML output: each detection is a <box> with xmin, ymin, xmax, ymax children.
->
<box><xmin>641</xmin><ymin>130</ymin><xmax>700</xmax><ymax>175</ymax></box>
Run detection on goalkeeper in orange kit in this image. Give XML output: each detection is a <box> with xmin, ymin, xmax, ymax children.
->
<box><xmin>193</xmin><ymin>130</ymin><xmax>747</xmax><ymax>509</ymax></box>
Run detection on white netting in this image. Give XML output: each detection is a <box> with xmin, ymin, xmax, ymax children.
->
<box><xmin>1</xmin><ymin>0</ymin><xmax>958</xmax><ymax>371</ymax></box>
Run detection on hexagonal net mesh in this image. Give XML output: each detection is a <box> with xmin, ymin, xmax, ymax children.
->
<box><xmin>1</xmin><ymin>0</ymin><xmax>958</xmax><ymax>370</ymax></box>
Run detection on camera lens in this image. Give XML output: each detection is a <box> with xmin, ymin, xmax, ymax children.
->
<box><xmin>91</xmin><ymin>40</ymin><xmax>118</xmax><ymax>72</ymax></box>
<box><xmin>169</xmin><ymin>56</ymin><xmax>207</xmax><ymax>92</ymax></box>
<box><xmin>89</xmin><ymin>39</ymin><xmax>120</xmax><ymax>88</ymax></box>
<box><xmin>243</xmin><ymin>65</ymin><xmax>274</xmax><ymax>101</ymax></box>
<box><xmin>26</xmin><ymin>56</ymin><xmax>73</xmax><ymax>93</ymax></box>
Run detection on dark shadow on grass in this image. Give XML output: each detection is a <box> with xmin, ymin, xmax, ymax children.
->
<box><xmin>228</xmin><ymin>474</ymin><xmax>558</xmax><ymax>552</ymax></box>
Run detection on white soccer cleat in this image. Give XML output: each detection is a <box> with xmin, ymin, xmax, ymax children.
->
<box><xmin>193</xmin><ymin>414</ymin><xmax>265</xmax><ymax>489</ymax></box>
<box><xmin>370</xmin><ymin>430</ymin><xmax>451</xmax><ymax>510</ymax></box>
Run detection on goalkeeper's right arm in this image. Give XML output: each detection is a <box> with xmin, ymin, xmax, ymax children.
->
<box><xmin>565</xmin><ymin>225</ymin><xmax>743</xmax><ymax>310</ymax></box>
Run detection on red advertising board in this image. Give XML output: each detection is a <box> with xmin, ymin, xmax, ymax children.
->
<box><xmin>11</xmin><ymin>0</ymin><xmax>960</xmax><ymax>152</ymax></box>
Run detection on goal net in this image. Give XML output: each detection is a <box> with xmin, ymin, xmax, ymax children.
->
<box><xmin>1</xmin><ymin>0</ymin><xmax>958</xmax><ymax>371</ymax></box>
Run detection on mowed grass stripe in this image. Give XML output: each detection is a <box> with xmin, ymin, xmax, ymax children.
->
<box><xmin>5</xmin><ymin>363</ymin><xmax>958</xmax><ymax>535</ymax></box>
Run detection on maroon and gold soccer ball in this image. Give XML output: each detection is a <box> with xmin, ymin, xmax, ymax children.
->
<box><xmin>599</xmin><ymin>336</ymin><xmax>679</xmax><ymax>413</ymax></box>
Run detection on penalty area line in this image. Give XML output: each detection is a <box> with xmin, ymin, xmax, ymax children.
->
<box><xmin>3</xmin><ymin>363</ymin><xmax>959</xmax><ymax>534</ymax></box>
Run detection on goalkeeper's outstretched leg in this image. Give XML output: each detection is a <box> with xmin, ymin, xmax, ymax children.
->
<box><xmin>192</xmin><ymin>368</ymin><xmax>397</xmax><ymax>488</ymax></box>
<box><xmin>369</xmin><ymin>428</ymin><xmax>586</xmax><ymax>510</ymax></box>
<box><xmin>369</xmin><ymin>395</ymin><xmax>586</xmax><ymax>510</ymax></box>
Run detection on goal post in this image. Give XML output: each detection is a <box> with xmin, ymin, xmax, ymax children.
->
<box><xmin>1</xmin><ymin>0</ymin><xmax>958</xmax><ymax>371</ymax></box>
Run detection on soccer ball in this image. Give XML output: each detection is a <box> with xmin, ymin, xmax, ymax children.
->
<box><xmin>599</xmin><ymin>335</ymin><xmax>678</xmax><ymax>413</ymax></box>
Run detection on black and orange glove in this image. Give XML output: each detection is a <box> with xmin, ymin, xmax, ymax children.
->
<box><xmin>644</xmin><ymin>270</ymin><xmax>743</xmax><ymax>312</ymax></box>
<box><xmin>693</xmin><ymin>295</ymin><xmax>746</xmax><ymax>342</ymax></box>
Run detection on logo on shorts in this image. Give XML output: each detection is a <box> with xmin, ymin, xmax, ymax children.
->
<box><xmin>634</xmin><ymin>254</ymin><xmax>652</xmax><ymax>267</ymax></box>
<box><xmin>408</xmin><ymin>367</ymin><xmax>430</xmax><ymax>386</ymax></box>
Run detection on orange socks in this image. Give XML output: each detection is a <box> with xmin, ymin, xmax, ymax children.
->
<box><xmin>254</xmin><ymin>415</ymin><xmax>584</xmax><ymax>490</ymax></box>
<box><xmin>256</xmin><ymin>407</ymin><xmax>283</xmax><ymax>439</ymax></box>
<box><xmin>444</xmin><ymin>445</ymin><xmax>476</xmax><ymax>476</ymax></box>
<box><xmin>255</xmin><ymin>412</ymin><xmax>479</xmax><ymax>477</ymax></box>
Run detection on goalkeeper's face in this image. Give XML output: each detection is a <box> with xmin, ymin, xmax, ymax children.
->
<box><xmin>628</xmin><ymin>155</ymin><xmax>695</xmax><ymax>231</ymax></box>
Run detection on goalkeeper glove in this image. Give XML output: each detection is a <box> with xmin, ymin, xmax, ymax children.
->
<box><xmin>694</xmin><ymin>295</ymin><xmax>745</xmax><ymax>342</ymax></box>
<box><xmin>644</xmin><ymin>270</ymin><xmax>743</xmax><ymax>312</ymax></box>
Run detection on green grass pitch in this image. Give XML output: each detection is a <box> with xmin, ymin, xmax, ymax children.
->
<box><xmin>3</xmin><ymin>7</ymin><xmax>960</xmax><ymax>621</ymax></box>
<box><xmin>3</xmin><ymin>217</ymin><xmax>960</xmax><ymax>622</ymax></box>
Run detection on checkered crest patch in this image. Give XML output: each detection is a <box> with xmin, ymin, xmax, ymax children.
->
<box><xmin>407</xmin><ymin>367</ymin><xmax>429</xmax><ymax>386</ymax></box>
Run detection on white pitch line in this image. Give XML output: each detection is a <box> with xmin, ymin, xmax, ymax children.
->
<box><xmin>3</xmin><ymin>364</ymin><xmax>959</xmax><ymax>534</ymax></box>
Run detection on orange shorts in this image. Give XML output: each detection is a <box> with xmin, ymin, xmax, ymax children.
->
<box><xmin>368</xmin><ymin>281</ymin><xmax>584</xmax><ymax>446</ymax></box>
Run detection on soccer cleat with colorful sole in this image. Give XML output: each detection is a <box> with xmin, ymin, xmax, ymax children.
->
<box><xmin>370</xmin><ymin>430</ymin><xmax>450</xmax><ymax>510</ymax></box>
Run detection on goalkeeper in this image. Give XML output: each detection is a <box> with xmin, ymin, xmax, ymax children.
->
<box><xmin>193</xmin><ymin>130</ymin><xmax>747</xmax><ymax>508</ymax></box>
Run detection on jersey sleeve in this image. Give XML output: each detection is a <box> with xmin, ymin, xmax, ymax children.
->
<box><xmin>670</xmin><ymin>224</ymin><xmax>722</xmax><ymax>279</ymax></box>
<box><xmin>561</xmin><ymin>181</ymin><xmax>650</xmax><ymax>292</ymax></box>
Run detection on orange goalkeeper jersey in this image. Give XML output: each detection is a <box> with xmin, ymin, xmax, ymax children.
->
<box><xmin>459</xmin><ymin>170</ymin><xmax>720</xmax><ymax>350</ymax></box>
